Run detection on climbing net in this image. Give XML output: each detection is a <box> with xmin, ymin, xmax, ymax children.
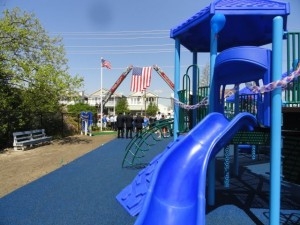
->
<box><xmin>173</xmin><ymin>65</ymin><xmax>300</xmax><ymax>110</ymax></box>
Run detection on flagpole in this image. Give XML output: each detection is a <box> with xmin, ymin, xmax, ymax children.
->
<box><xmin>100</xmin><ymin>57</ymin><xmax>103</xmax><ymax>131</ymax></box>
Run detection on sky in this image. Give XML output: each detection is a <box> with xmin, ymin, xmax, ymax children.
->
<box><xmin>1</xmin><ymin>0</ymin><xmax>300</xmax><ymax>106</ymax></box>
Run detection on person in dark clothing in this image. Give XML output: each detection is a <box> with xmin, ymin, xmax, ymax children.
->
<box><xmin>134</xmin><ymin>113</ymin><xmax>144</xmax><ymax>137</ymax></box>
<box><xmin>125</xmin><ymin>113</ymin><xmax>134</xmax><ymax>138</ymax></box>
<box><xmin>116</xmin><ymin>112</ymin><xmax>125</xmax><ymax>138</ymax></box>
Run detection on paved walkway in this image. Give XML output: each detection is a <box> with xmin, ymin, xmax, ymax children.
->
<box><xmin>0</xmin><ymin>137</ymin><xmax>299</xmax><ymax>225</ymax></box>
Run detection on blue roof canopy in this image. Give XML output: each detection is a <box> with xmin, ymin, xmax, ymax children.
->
<box><xmin>170</xmin><ymin>0</ymin><xmax>290</xmax><ymax>52</ymax></box>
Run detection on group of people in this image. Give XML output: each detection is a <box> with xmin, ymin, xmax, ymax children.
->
<box><xmin>115</xmin><ymin>111</ymin><xmax>173</xmax><ymax>139</ymax></box>
<box><xmin>99</xmin><ymin>114</ymin><xmax>117</xmax><ymax>130</ymax></box>
<box><xmin>153</xmin><ymin>112</ymin><xmax>172</xmax><ymax>138</ymax></box>
<box><xmin>116</xmin><ymin>112</ymin><xmax>145</xmax><ymax>138</ymax></box>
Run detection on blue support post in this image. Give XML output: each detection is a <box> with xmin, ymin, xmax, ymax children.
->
<box><xmin>251</xmin><ymin>145</ymin><xmax>256</xmax><ymax>160</ymax></box>
<box><xmin>233</xmin><ymin>145</ymin><xmax>239</xmax><ymax>176</ymax></box>
<box><xmin>224</xmin><ymin>145</ymin><xmax>231</xmax><ymax>188</ymax></box>
<box><xmin>207</xmin><ymin>13</ymin><xmax>226</xmax><ymax>206</ymax></box>
<box><xmin>270</xmin><ymin>16</ymin><xmax>283</xmax><ymax>225</ymax></box>
<box><xmin>192</xmin><ymin>52</ymin><xmax>198</xmax><ymax>128</ymax></box>
<box><xmin>208</xmin><ymin>31</ymin><xmax>218</xmax><ymax>113</ymax></box>
<box><xmin>234</xmin><ymin>84</ymin><xmax>239</xmax><ymax>115</ymax></box>
<box><xmin>173</xmin><ymin>39</ymin><xmax>180</xmax><ymax>140</ymax></box>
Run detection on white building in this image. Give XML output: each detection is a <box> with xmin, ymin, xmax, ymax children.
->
<box><xmin>127</xmin><ymin>91</ymin><xmax>155</xmax><ymax>115</ymax></box>
<box><xmin>59</xmin><ymin>91</ymin><xmax>88</xmax><ymax>105</ymax></box>
<box><xmin>88</xmin><ymin>89</ymin><xmax>124</xmax><ymax>116</ymax></box>
<box><xmin>89</xmin><ymin>89</ymin><xmax>171</xmax><ymax>116</ymax></box>
<box><xmin>62</xmin><ymin>88</ymin><xmax>171</xmax><ymax>116</ymax></box>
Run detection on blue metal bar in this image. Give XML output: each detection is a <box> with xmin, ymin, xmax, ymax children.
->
<box><xmin>209</xmin><ymin>29</ymin><xmax>218</xmax><ymax>113</ymax></box>
<box><xmin>270</xmin><ymin>16</ymin><xmax>283</xmax><ymax>225</ymax></box>
<box><xmin>207</xmin><ymin>26</ymin><xmax>217</xmax><ymax>205</ymax></box>
<box><xmin>251</xmin><ymin>145</ymin><xmax>256</xmax><ymax>160</ymax></box>
<box><xmin>233</xmin><ymin>145</ymin><xmax>239</xmax><ymax>176</ymax></box>
<box><xmin>207</xmin><ymin>13</ymin><xmax>226</xmax><ymax>206</ymax></box>
<box><xmin>173</xmin><ymin>39</ymin><xmax>180</xmax><ymax>140</ymax></box>
<box><xmin>192</xmin><ymin>52</ymin><xmax>198</xmax><ymax>128</ymax></box>
<box><xmin>224</xmin><ymin>145</ymin><xmax>230</xmax><ymax>188</ymax></box>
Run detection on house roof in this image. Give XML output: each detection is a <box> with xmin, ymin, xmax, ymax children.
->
<box><xmin>88</xmin><ymin>89</ymin><xmax>123</xmax><ymax>98</ymax></box>
<box><xmin>128</xmin><ymin>92</ymin><xmax>158</xmax><ymax>98</ymax></box>
<box><xmin>170</xmin><ymin>0</ymin><xmax>290</xmax><ymax>52</ymax></box>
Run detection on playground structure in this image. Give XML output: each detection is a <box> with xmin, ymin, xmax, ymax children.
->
<box><xmin>122</xmin><ymin>118</ymin><xmax>173</xmax><ymax>168</ymax></box>
<box><xmin>223</xmin><ymin>33</ymin><xmax>300</xmax><ymax>124</ymax></box>
<box><xmin>118</xmin><ymin>1</ymin><xmax>300</xmax><ymax>225</ymax></box>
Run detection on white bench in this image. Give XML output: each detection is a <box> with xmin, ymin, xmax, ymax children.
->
<box><xmin>13</xmin><ymin>129</ymin><xmax>52</xmax><ymax>150</ymax></box>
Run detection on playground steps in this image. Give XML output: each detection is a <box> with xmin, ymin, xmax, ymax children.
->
<box><xmin>282</xmin><ymin>133</ymin><xmax>300</xmax><ymax>185</ymax></box>
<box><xmin>230</xmin><ymin>130</ymin><xmax>270</xmax><ymax>145</ymax></box>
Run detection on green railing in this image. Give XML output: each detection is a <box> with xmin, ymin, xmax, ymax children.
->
<box><xmin>178</xmin><ymin>90</ymin><xmax>190</xmax><ymax>133</ymax></box>
<box><xmin>197</xmin><ymin>86</ymin><xmax>209</xmax><ymax>122</ymax></box>
<box><xmin>284</xmin><ymin>32</ymin><xmax>300</xmax><ymax>105</ymax></box>
<box><xmin>122</xmin><ymin>118</ymin><xmax>173</xmax><ymax>168</ymax></box>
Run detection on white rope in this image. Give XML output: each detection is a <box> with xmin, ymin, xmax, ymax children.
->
<box><xmin>173</xmin><ymin>65</ymin><xmax>300</xmax><ymax>110</ymax></box>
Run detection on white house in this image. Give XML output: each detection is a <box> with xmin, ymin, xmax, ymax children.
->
<box><xmin>63</xmin><ymin>88</ymin><xmax>171</xmax><ymax>117</ymax></box>
<box><xmin>127</xmin><ymin>91</ymin><xmax>170</xmax><ymax>115</ymax></box>
<box><xmin>88</xmin><ymin>89</ymin><xmax>171</xmax><ymax>116</ymax></box>
<box><xmin>88</xmin><ymin>88</ymin><xmax>124</xmax><ymax>116</ymax></box>
<box><xmin>127</xmin><ymin>91</ymin><xmax>156</xmax><ymax>115</ymax></box>
<box><xmin>59</xmin><ymin>91</ymin><xmax>88</xmax><ymax>105</ymax></box>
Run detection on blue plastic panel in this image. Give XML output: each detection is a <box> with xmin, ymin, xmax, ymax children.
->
<box><xmin>132</xmin><ymin>112</ymin><xmax>256</xmax><ymax>225</ymax></box>
<box><xmin>170</xmin><ymin>0</ymin><xmax>290</xmax><ymax>52</ymax></box>
<box><xmin>213</xmin><ymin>46</ymin><xmax>271</xmax><ymax>126</ymax></box>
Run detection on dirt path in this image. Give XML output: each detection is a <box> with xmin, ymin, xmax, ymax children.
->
<box><xmin>0</xmin><ymin>134</ymin><xmax>116</xmax><ymax>198</ymax></box>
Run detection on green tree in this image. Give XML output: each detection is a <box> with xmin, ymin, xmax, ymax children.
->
<box><xmin>0</xmin><ymin>8</ymin><xmax>85</xmax><ymax>146</ymax></box>
<box><xmin>146</xmin><ymin>102</ymin><xmax>159</xmax><ymax>116</ymax></box>
<box><xmin>115</xmin><ymin>97</ymin><xmax>129</xmax><ymax>114</ymax></box>
<box><xmin>200</xmin><ymin>63</ymin><xmax>210</xmax><ymax>87</ymax></box>
<box><xmin>0</xmin><ymin>8</ymin><xmax>84</xmax><ymax>113</ymax></box>
<box><xmin>67</xmin><ymin>103</ymin><xmax>97</xmax><ymax>115</ymax></box>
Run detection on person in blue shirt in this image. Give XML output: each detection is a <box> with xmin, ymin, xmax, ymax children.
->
<box><xmin>102</xmin><ymin>115</ymin><xmax>107</xmax><ymax>129</ymax></box>
<box><xmin>143</xmin><ymin>116</ymin><xmax>149</xmax><ymax>129</ymax></box>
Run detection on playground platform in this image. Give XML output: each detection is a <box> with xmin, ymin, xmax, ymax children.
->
<box><xmin>0</xmin><ymin>136</ymin><xmax>299</xmax><ymax>225</ymax></box>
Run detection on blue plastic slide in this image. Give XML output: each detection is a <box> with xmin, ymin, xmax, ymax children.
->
<box><xmin>129</xmin><ymin>112</ymin><xmax>256</xmax><ymax>225</ymax></box>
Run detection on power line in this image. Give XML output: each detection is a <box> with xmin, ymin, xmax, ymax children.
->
<box><xmin>67</xmin><ymin>49</ymin><xmax>176</xmax><ymax>54</ymax></box>
<box><xmin>63</xmin><ymin>36</ymin><xmax>168</xmax><ymax>40</ymax></box>
<box><xmin>50</xmin><ymin>29</ymin><xmax>176</xmax><ymax>55</ymax></box>
<box><xmin>66</xmin><ymin>49</ymin><xmax>192</xmax><ymax>55</ymax></box>
<box><xmin>51</xmin><ymin>30</ymin><xmax>170</xmax><ymax>40</ymax></box>
<box><xmin>53</xmin><ymin>29</ymin><xmax>197</xmax><ymax>69</ymax></box>
<box><xmin>51</xmin><ymin>30</ymin><xmax>169</xmax><ymax>35</ymax></box>
<box><xmin>65</xmin><ymin>44</ymin><xmax>173</xmax><ymax>48</ymax></box>
<box><xmin>70</xmin><ymin>64</ymin><xmax>205</xmax><ymax>71</ymax></box>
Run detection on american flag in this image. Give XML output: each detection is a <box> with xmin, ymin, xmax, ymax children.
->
<box><xmin>130</xmin><ymin>66</ymin><xmax>152</xmax><ymax>92</ymax></box>
<box><xmin>101</xmin><ymin>58</ymin><xmax>112</xmax><ymax>69</ymax></box>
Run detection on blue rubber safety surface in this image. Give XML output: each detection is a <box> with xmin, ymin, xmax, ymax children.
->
<box><xmin>0</xmin><ymin>137</ymin><xmax>170</xmax><ymax>225</ymax></box>
<box><xmin>1</xmin><ymin>135</ymin><xmax>299</xmax><ymax>225</ymax></box>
